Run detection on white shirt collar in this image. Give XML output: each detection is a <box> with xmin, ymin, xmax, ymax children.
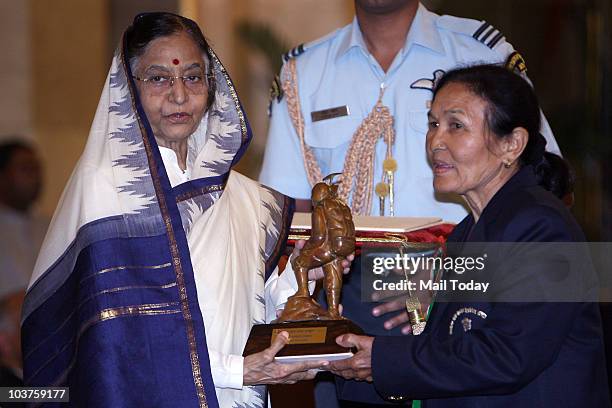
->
<box><xmin>158</xmin><ymin>146</ymin><xmax>191</xmax><ymax>187</ymax></box>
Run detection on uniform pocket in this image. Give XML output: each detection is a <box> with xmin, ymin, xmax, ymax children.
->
<box><xmin>304</xmin><ymin>115</ymin><xmax>361</xmax><ymax>149</ymax></box>
<box><xmin>408</xmin><ymin>109</ymin><xmax>429</xmax><ymax>134</ymax></box>
<box><xmin>403</xmin><ymin>109</ymin><xmax>432</xmax><ymax>177</ymax></box>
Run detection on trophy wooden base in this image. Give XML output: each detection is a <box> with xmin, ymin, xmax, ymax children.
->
<box><xmin>243</xmin><ymin>320</ymin><xmax>364</xmax><ymax>364</ymax></box>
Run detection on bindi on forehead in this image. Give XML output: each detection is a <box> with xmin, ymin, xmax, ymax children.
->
<box><xmin>172</xmin><ymin>59</ymin><xmax>180</xmax><ymax>65</ymax></box>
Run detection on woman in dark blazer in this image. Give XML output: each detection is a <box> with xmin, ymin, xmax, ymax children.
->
<box><xmin>329</xmin><ymin>65</ymin><xmax>610</xmax><ymax>407</ymax></box>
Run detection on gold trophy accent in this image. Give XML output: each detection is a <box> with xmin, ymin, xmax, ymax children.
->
<box><xmin>382</xmin><ymin>158</ymin><xmax>397</xmax><ymax>217</ymax></box>
<box><xmin>405</xmin><ymin>296</ymin><xmax>427</xmax><ymax>335</ymax></box>
<box><xmin>398</xmin><ymin>242</ymin><xmax>428</xmax><ymax>335</ymax></box>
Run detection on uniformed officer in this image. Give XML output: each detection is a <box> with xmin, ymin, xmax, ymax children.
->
<box><xmin>259</xmin><ymin>1</ymin><xmax>562</xmax><ymax>406</ymax></box>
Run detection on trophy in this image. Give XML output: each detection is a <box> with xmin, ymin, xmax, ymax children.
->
<box><xmin>243</xmin><ymin>174</ymin><xmax>363</xmax><ymax>363</ymax></box>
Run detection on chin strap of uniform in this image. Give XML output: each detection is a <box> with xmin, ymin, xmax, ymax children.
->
<box><xmin>282</xmin><ymin>58</ymin><xmax>396</xmax><ymax>216</ymax></box>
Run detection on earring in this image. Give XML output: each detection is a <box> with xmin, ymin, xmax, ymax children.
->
<box><xmin>504</xmin><ymin>161</ymin><xmax>513</xmax><ymax>168</ymax></box>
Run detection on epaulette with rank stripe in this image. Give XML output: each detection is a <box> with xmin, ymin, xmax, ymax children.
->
<box><xmin>472</xmin><ymin>21</ymin><xmax>505</xmax><ymax>49</ymax></box>
<box><xmin>280</xmin><ymin>28</ymin><xmax>339</xmax><ymax>63</ymax></box>
<box><xmin>269</xmin><ymin>44</ymin><xmax>306</xmax><ymax>116</ymax></box>
<box><xmin>282</xmin><ymin>44</ymin><xmax>305</xmax><ymax>62</ymax></box>
<box><xmin>269</xmin><ymin>30</ymin><xmax>340</xmax><ymax>116</ymax></box>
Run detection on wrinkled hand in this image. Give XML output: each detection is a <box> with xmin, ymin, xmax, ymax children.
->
<box><xmin>243</xmin><ymin>331</ymin><xmax>328</xmax><ymax>385</ymax></box>
<box><xmin>371</xmin><ymin>294</ymin><xmax>412</xmax><ymax>335</ymax></box>
<box><xmin>292</xmin><ymin>240</ymin><xmax>355</xmax><ymax>281</ymax></box>
<box><xmin>328</xmin><ymin>334</ymin><xmax>374</xmax><ymax>382</ymax></box>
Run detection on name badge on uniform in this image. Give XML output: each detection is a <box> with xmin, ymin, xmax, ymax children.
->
<box><xmin>310</xmin><ymin>105</ymin><xmax>350</xmax><ymax>122</ymax></box>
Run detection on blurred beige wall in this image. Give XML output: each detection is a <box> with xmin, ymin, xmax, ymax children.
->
<box><xmin>31</xmin><ymin>0</ymin><xmax>108</xmax><ymax>217</ymax></box>
<box><xmin>0</xmin><ymin>1</ymin><xmax>31</xmax><ymax>139</ymax></box>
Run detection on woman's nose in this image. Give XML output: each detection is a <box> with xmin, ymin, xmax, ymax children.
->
<box><xmin>426</xmin><ymin>128</ymin><xmax>440</xmax><ymax>151</ymax></box>
<box><xmin>169</xmin><ymin>78</ymin><xmax>188</xmax><ymax>104</ymax></box>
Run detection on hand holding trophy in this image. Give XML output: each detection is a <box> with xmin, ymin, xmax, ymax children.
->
<box><xmin>244</xmin><ymin>174</ymin><xmax>363</xmax><ymax>363</ymax></box>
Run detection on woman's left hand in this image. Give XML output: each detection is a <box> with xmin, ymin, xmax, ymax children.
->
<box><xmin>328</xmin><ymin>334</ymin><xmax>374</xmax><ymax>382</ymax></box>
<box><xmin>243</xmin><ymin>331</ymin><xmax>328</xmax><ymax>385</ymax></box>
<box><xmin>292</xmin><ymin>240</ymin><xmax>355</xmax><ymax>281</ymax></box>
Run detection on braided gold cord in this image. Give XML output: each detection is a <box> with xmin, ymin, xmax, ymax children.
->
<box><xmin>283</xmin><ymin>59</ymin><xmax>395</xmax><ymax>215</ymax></box>
<box><xmin>282</xmin><ymin>59</ymin><xmax>322</xmax><ymax>187</ymax></box>
<box><xmin>338</xmin><ymin>94</ymin><xmax>394</xmax><ymax>215</ymax></box>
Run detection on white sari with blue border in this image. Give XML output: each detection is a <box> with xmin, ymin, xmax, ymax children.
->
<box><xmin>22</xmin><ymin>33</ymin><xmax>293</xmax><ymax>408</ymax></box>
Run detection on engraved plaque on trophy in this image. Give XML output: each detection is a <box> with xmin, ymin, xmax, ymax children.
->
<box><xmin>243</xmin><ymin>174</ymin><xmax>363</xmax><ymax>363</ymax></box>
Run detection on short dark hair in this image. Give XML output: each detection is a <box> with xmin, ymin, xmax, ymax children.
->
<box><xmin>0</xmin><ymin>139</ymin><xmax>35</xmax><ymax>172</ymax></box>
<box><xmin>432</xmin><ymin>65</ymin><xmax>563</xmax><ymax>193</ymax></box>
<box><xmin>125</xmin><ymin>12</ymin><xmax>216</xmax><ymax>111</ymax></box>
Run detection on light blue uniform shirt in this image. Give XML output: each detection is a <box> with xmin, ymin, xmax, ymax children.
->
<box><xmin>260</xmin><ymin>3</ymin><xmax>560</xmax><ymax>223</ymax></box>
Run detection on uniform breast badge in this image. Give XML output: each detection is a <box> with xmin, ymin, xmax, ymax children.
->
<box><xmin>461</xmin><ymin>317</ymin><xmax>472</xmax><ymax>332</ymax></box>
<box><xmin>310</xmin><ymin>105</ymin><xmax>350</xmax><ymax>122</ymax></box>
<box><xmin>449</xmin><ymin>307</ymin><xmax>487</xmax><ymax>335</ymax></box>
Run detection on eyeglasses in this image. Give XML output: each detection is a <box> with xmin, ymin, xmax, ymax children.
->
<box><xmin>133</xmin><ymin>74</ymin><xmax>208</xmax><ymax>95</ymax></box>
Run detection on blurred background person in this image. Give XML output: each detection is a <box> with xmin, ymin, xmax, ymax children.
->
<box><xmin>0</xmin><ymin>140</ymin><xmax>47</xmax><ymax>297</ymax></box>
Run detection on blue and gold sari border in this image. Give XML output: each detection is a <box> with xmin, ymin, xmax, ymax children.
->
<box><xmin>22</xmin><ymin>215</ymin><xmax>129</xmax><ymax>323</ymax></box>
<box><xmin>174</xmin><ymin>174</ymin><xmax>228</xmax><ymax>203</ymax></box>
<box><xmin>29</xmin><ymin>301</ymin><xmax>181</xmax><ymax>385</ymax></box>
<box><xmin>52</xmin><ymin>303</ymin><xmax>181</xmax><ymax>386</ymax></box>
<box><xmin>124</xmin><ymin>34</ymin><xmax>212</xmax><ymax>407</ymax></box>
<box><xmin>24</xmin><ymin>281</ymin><xmax>178</xmax><ymax>362</ymax></box>
<box><xmin>210</xmin><ymin>49</ymin><xmax>253</xmax><ymax>166</ymax></box>
<box><xmin>79</xmin><ymin>262</ymin><xmax>172</xmax><ymax>286</ymax></box>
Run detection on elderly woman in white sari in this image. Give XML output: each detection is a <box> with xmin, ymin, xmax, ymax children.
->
<box><xmin>21</xmin><ymin>12</ymin><xmax>331</xmax><ymax>408</ymax></box>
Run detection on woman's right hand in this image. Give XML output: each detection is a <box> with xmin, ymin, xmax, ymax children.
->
<box><xmin>243</xmin><ymin>331</ymin><xmax>328</xmax><ymax>385</ymax></box>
